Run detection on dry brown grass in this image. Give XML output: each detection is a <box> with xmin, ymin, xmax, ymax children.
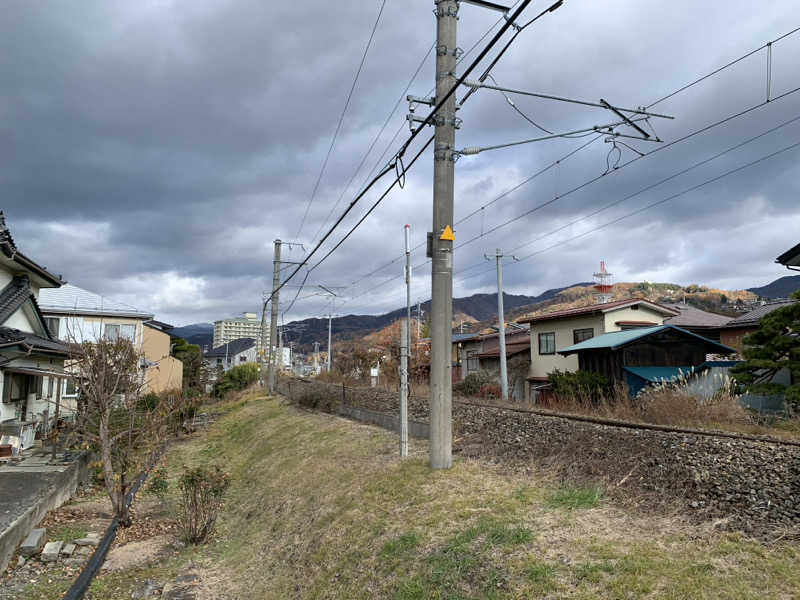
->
<box><xmin>547</xmin><ymin>378</ymin><xmax>783</xmax><ymax>437</ymax></box>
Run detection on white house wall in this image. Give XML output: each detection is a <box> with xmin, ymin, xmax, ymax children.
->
<box><xmin>602</xmin><ymin>306</ymin><xmax>669</xmax><ymax>330</ymax></box>
<box><xmin>53</xmin><ymin>315</ymin><xmax>145</xmax><ymax>348</ymax></box>
<box><xmin>5</xmin><ymin>306</ymin><xmax>35</xmax><ymax>333</ymax></box>
<box><xmin>529</xmin><ymin>314</ymin><xmax>603</xmax><ymax>379</ymax></box>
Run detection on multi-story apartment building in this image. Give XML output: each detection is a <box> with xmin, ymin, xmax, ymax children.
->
<box><xmin>213</xmin><ymin>312</ymin><xmax>267</xmax><ymax>351</ymax></box>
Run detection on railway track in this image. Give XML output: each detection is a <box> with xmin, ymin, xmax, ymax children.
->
<box><xmin>451</xmin><ymin>398</ymin><xmax>800</xmax><ymax>448</ymax></box>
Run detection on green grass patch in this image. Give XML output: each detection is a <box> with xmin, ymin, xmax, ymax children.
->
<box><xmin>545</xmin><ymin>484</ymin><xmax>604</xmax><ymax>509</ymax></box>
<box><xmin>85</xmin><ymin>388</ymin><xmax>800</xmax><ymax>599</ymax></box>
<box><xmin>46</xmin><ymin>522</ymin><xmax>88</xmax><ymax>543</ymax></box>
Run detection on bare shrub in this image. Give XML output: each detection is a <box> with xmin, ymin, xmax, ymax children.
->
<box><xmin>550</xmin><ymin>372</ymin><xmax>752</xmax><ymax>431</ymax></box>
<box><xmin>177</xmin><ymin>465</ymin><xmax>231</xmax><ymax>544</ymax></box>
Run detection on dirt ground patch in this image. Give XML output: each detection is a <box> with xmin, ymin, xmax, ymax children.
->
<box><xmin>101</xmin><ymin>535</ymin><xmax>171</xmax><ymax>571</ymax></box>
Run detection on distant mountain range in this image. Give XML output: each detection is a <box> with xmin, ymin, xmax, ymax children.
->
<box><xmin>282</xmin><ymin>283</ymin><xmax>593</xmax><ymax>349</ymax></box>
<box><xmin>747</xmin><ymin>274</ymin><xmax>800</xmax><ymax>300</ymax></box>
<box><xmin>170</xmin><ymin>322</ymin><xmax>214</xmax><ymax>348</ymax></box>
<box><xmin>170</xmin><ymin>274</ymin><xmax>800</xmax><ymax>352</ymax></box>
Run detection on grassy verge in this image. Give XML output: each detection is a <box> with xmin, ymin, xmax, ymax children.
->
<box><xmin>161</xmin><ymin>390</ymin><xmax>800</xmax><ymax>598</ymax></box>
<box><xmin>20</xmin><ymin>389</ymin><xmax>798</xmax><ymax>598</ymax></box>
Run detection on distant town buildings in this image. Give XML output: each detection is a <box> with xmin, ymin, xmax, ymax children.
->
<box><xmin>213</xmin><ymin>312</ymin><xmax>267</xmax><ymax>351</ymax></box>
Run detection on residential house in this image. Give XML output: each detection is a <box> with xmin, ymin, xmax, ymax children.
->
<box><xmin>662</xmin><ymin>303</ymin><xmax>732</xmax><ymax>342</ymax></box>
<box><xmin>557</xmin><ymin>325</ymin><xmax>735</xmax><ymax>396</ymax></box>
<box><xmin>517</xmin><ymin>298</ymin><xmax>680</xmax><ymax>397</ymax></box>
<box><xmin>204</xmin><ymin>337</ymin><xmax>257</xmax><ymax>378</ymax></box>
<box><xmin>142</xmin><ymin>321</ymin><xmax>183</xmax><ymax>393</ymax></box>
<box><xmin>453</xmin><ymin>325</ymin><xmax>531</xmax><ymax>400</ymax></box>
<box><xmin>0</xmin><ymin>213</ymin><xmax>70</xmax><ymax>451</ymax></box>
<box><xmin>38</xmin><ymin>283</ymin><xmax>182</xmax><ymax>395</ymax></box>
<box><xmin>716</xmin><ymin>300</ymin><xmax>798</xmax><ymax>354</ymax></box>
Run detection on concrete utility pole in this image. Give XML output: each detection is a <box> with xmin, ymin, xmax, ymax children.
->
<box><xmin>486</xmin><ymin>248</ymin><xmax>510</xmax><ymax>401</ymax></box>
<box><xmin>400</xmin><ymin>224</ymin><xmax>412</xmax><ymax>457</ymax></box>
<box><xmin>400</xmin><ymin>318</ymin><xmax>409</xmax><ymax>457</ymax></box>
<box><xmin>313</xmin><ymin>341</ymin><xmax>320</xmax><ymax>374</ymax></box>
<box><xmin>267</xmin><ymin>239</ymin><xmax>281</xmax><ymax>393</ymax></box>
<box><xmin>259</xmin><ymin>291</ymin><xmax>269</xmax><ymax>387</ymax></box>
<box><xmin>429</xmin><ymin>0</ymin><xmax>458</xmax><ymax>469</ymax></box>
<box><xmin>278</xmin><ymin>324</ymin><xmax>284</xmax><ymax>372</ymax></box>
<box><xmin>327</xmin><ymin>312</ymin><xmax>333</xmax><ymax>372</ymax></box>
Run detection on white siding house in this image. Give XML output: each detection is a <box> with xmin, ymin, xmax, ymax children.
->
<box><xmin>0</xmin><ymin>213</ymin><xmax>70</xmax><ymax>452</ymax></box>
<box><xmin>38</xmin><ymin>284</ymin><xmax>155</xmax><ymax>401</ymax></box>
<box><xmin>518</xmin><ymin>298</ymin><xmax>680</xmax><ymax>387</ymax></box>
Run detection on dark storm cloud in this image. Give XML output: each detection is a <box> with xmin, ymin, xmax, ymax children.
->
<box><xmin>2</xmin><ymin>0</ymin><xmax>799</xmax><ymax>324</ymax></box>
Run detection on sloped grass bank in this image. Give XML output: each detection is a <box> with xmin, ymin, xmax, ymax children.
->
<box><xmin>155</xmin><ymin>391</ymin><xmax>800</xmax><ymax>599</ymax></box>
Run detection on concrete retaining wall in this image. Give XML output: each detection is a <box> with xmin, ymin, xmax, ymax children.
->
<box><xmin>0</xmin><ymin>453</ymin><xmax>89</xmax><ymax>572</ymax></box>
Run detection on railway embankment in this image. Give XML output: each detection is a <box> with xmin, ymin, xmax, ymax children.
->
<box><xmin>278</xmin><ymin>377</ymin><xmax>800</xmax><ymax>537</ymax></box>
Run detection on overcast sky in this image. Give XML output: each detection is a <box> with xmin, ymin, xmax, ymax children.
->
<box><xmin>4</xmin><ymin>0</ymin><xmax>800</xmax><ymax>326</ymax></box>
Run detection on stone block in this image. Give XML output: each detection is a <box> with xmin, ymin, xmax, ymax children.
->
<box><xmin>19</xmin><ymin>528</ymin><xmax>46</xmax><ymax>557</ymax></box>
<box><xmin>16</xmin><ymin>556</ymin><xmax>26</xmax><ymax>568</ymax></box>
<box><xmin>61</xmin><ymin>543</ymin><xmax>76</xmax><ymax>557</ymax></box>
<box><xmin>41</xmin><ymin>541</ymin><xmax>63</xmax><ymax>562</ymax></box>
<box><xmin>75</xmin><ymin>545</ymin><xmax>93</xmax><ymax>556</ymax></box>
<box><xmin>64</xmin><ymin>557</ymin><xmax>86</xmax><ymax>568</ymax></box>
<box><xmin>74</xmin><ymin>535</ymin><xmax>100</xmax><ymax>547</ymax></box>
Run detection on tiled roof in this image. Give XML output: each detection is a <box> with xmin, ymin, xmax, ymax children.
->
<box><xmin>0</xmin><ymin>326</ymin><xmax>69</xmax><ymax>355</ymax></box>
<box><xmin>39</xmin><ymin>284</ymin><xmax>154</xmax><ymax>319</ymax></box>
<box><xmin>0</xmin><ymin>212</ymin><xmax>64</xmax><ymax>287</ymax></box>
<box><xmin>776</xmin><ymin>241</ymin><xmax>800</xmax><ymax>267</ymax></box>
<box><xmin>721</xmin><ymin>300</ymin><xmax>798</xmax><ymax>328</ymax></box>
<box><xmin>476</xmin><ymin>340</ymin><xmax>530</xmax><ymax>359</ymax></box>
<box><xmin>0</xmin><ymin>276</ymin><xmax>34</xmax><ymax>324</ymax></box>
<box><xmin>517</xmin><ymin>298</ymin><xmax>679</xmax><ymax>324</ymax></box>
<box><xmin>0</xmin><ymin>275</ymin><xmax>51</xmax><ymax>337</ymax></box>
<box><xmin>205</xmin><ymin>337</ymin><xmax>257</xmax><ymax>358</ymax></box>
<box><xmin>662</xmin><ymin>303</ymin><xmax>732</xmax><ymax>328</ymax></box>
<box><xmin>558</xmin><ymin>324</ymin><xmax>734</xmax><ymax>355</ymax></box>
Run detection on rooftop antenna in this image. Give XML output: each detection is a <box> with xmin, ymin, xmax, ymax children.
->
<box><xmin>593</xmin><ymin>261</ymin><xmax>614</xmax><ymax>304</ymax></box>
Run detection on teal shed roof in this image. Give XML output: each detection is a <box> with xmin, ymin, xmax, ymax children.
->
<box><xmin>558</xmin><ymin>324</ymin><xmax>735</xmax><ymax>356</ymax></box>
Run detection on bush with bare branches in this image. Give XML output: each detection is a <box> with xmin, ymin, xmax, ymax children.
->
<box><xmin>68</xmin><ymin>338</ymin><xmax>184</xmax><ymax>526</ymax></box>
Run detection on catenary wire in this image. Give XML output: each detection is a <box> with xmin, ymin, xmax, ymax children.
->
<box><xmin>456</xmin><ymin>111</ymin><xmax>800</xmax><ymax>280</ymax></box>
<box><xmin>287</xmin><ymin>20</ymin><xmax>800</xmax><ymax>317</ymax></box>
<box><xmin>262</xmin><ymin>0</ymin><xmax>542</xmax><ymax>313</ymax></box>
<box><xmin>339</xmin><ymin>84</ymin><xmax>800</xmax><ymax>308</ymax></box>
<box><xmin>294</xmin><ymin>0</ymin><xmax>388</xmax><ymax>241</ymax></box>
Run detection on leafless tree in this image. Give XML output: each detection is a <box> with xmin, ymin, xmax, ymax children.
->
<box><xmin>68</xmin><ymin>337</ymin><xmax>181</xmax><ymax>526</ymax></box>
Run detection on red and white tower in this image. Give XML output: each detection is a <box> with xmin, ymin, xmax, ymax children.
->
<box><xmin>593</xmin><ymin>261</ymin><xmax>614</xmax><ymax>304</ymax></box>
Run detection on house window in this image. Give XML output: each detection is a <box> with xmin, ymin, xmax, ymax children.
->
<box><xmin>216</xmin><ymin>358</ymin><xmax>222</xmax><ymax>365</ymax></box>
<box><xmin>3</xmin><ymin>373</ymin><xmax>29</xmax><ymax>403</ymax></box>
<box><xmin>573</xmin><ymin>328</ymin><xmax>594</xmax><ymax>344</ymax></box>
<box><xmin>239</xmin><ymin>356</ymin><xmax>247</xmax><ymax>363</ymax></box>
<box><xmin>44</xmin><ymin>317</ymin><xmax>60</xmax><ymax>338</ymax></box>
<box><xmin>64</xmin><ymin>378</ymin><xmax>77</xmax><ymax>396</ymax></box>
<box><xmin>538</xmin><ymin>332</ymin><xmax>556</xmax><ymax>355</ymax></box>
<box><xmin>466</xmin><ymin>351</ymin><xmax>479</xmax><ymax>372</ymax></box>
<box><xmin>104</xmin><ymin>323</ymin><xmax>137</xmax><ymax>343</ymax></box>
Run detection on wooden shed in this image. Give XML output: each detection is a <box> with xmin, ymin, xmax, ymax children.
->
<box><xmin>557</xmin><ymin>325</ymin><xmax>735</xmax><ymax>392</ymax></box>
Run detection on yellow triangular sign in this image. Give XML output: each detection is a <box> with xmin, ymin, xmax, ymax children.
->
<box><xmin>440</xmin><ymin>225</ymin><xmax>455</xmax><ymax>241</ymax></box>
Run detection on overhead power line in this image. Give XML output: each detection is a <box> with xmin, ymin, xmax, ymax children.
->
<box><xmin>456</xmin><ymin>111</ymin><xmax>800</xmax><ymax>280</ymax></box>
<box><xmin>503</xmin><ymin>139</ymin><xmax>800</xmax><ymax>267</ymax></box>
<box><xmin>339</xmin><ymin>84</ymin><xmax>800</xmax><ymax>308</ymax></box>
<box><xmin>295</xmin><ymin>0</ymin><xmax>388</xmax><ymax>240</ymax></box>
<box><xmin>283</xmin><ymin>19</ymin><xmax>800</xmax><ymax>318</ymax></box>
<box><xmin>263</xmin><ymin>0</ymin><xmax>547</xmax><ymax>313</ymax></box>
